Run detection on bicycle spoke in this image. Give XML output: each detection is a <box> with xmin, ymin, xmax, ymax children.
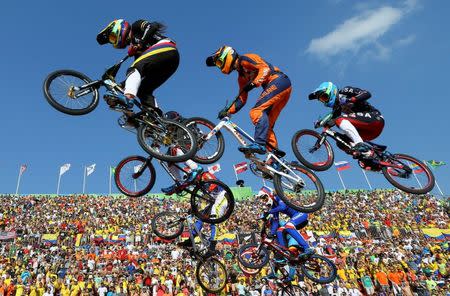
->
<box><xmin>198</xmin><ymin>259</ymin><xmax>227</xmax><ymax>291</ymax></box>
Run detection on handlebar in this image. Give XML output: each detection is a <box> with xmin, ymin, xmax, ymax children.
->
<box><xmin>221</xmin><ymin>88</ymin><xmax>248</xmax><ymax>115</ymax></box>
<box><xmin>102</xmin><ymin>55</ymin><xmax>130</xmax><ymax>81</ymax></box>
<box><xmin>315</xmin><ymin>112</ymin><xmax>334</xmax><ymax>128</ymax></box>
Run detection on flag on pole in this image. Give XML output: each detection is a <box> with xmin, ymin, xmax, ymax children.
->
<box><xmin>334</xmin><ymin>161</ymin><xmax>350</xmax><ymax>171</ymax></box>
<box><xmin>424</xmin><ymin>160</ymin><xmax>445</xmax><ymax>196</ymax></box>
<box><xmin>19</xmin><ymin>164</ymin><xmax>27</xmax><ymax>176</ymax></box>
<box><xmin>86</xmin><ymin>164</ymin><xmax>96</xmax><ymax>176</ymax></box>
<box><xmin>233</xmin><ymin>162</ymin><xmax>248</xmax><ymax>174</ymax></box>
<box><xmin>411</xmin><ymin>163</ymin><xmax>424</xmax><ymax>174</ymax></box>
<box><xmin>59</xmin><ymin>163</ymin><xmax>71</xmax><ymax>176</ymax></box>
<box><xmin>208</xmin><ymin>164</ymin><xmax>221</xmax><ymax>174</ymax></box>
<box><xmin>426</xmin><ymin>160</ymin><xmax>446</xmax><ymax>168</ymax></box>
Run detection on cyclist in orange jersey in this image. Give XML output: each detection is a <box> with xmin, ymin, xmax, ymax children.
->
<box><xmin>206</xmin><ymin>46</ymin><xmax>292</xmax><ymax>154</ymax></box>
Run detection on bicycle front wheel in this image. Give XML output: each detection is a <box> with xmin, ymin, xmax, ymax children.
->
<box><xmin>237</xmin><ymin>243</ymin><xmax>269</xmax><ymax>269</ymax></box>
<box><xmin>43</xmin><ymin>70</ymin><xmax>99</xmax><ymax>115</ymax></box>
<box><xmin>191</xmin><ymin>179</ymin><xmax>235</xmax><ymax>224</ymax></box>
<box><xmin>196</xmin><ymin>257</ymin><xmax>227</xmax><ymax>293</ymax></box>
<box><xmin>238</xmin><ymin>250</ymin><xmax>262</xmax><ymax>275</ymax></box>
<box><xmin>273</xmin><ymin>162</ymin><xmax>325</xmax><ymax>213</ymax></box>
<box><xmin>114</xmin><ymin>155</ymin><xmax>155</xmax><ymax>197</ymax></box>
<box><xmin>184</xmin><ymin>117</ymin><xmax>225</xmax><ymax>164</ymax></box>
<box><xmin>151</xmin><ymin>211</ymin><xmax>184</xmax><ymax>240</ymax></box>
<box><xmin>297</xmin><ymin>254</ymin><xmax>337</xmax><ymax>284</ymax></box>
<box><xmin>382</xmin><ymin>153</ymin><xmax>435</xmax><ymax>194</ymax></box>
<box><xmin>291</xmin><ymin>129</ymin><xmax>334</xmax><ymax>171</ymax></box>
<box><xmin>137</xmin><ymin>118</ymin><xmax>197</xmax><ymax>163</ymax></box>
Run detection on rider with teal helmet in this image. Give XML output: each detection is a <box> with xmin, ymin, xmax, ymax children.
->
<box><xmin>309</xmin><ymin>82</ymin><xmax>338</xmax><ymax>108</ymax></box>
<box><xmin>309</xmin><ymin>82</ymin><xmax>384</xmax><ymax>160</ymax></box>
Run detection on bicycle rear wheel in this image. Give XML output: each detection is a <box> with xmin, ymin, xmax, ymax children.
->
<box><xmin>196</xmin><ymin>257</ymin><xmax>227</xmax><ymax>293</ymax></box>
<box><xmin>273</xmin><ymin>162</ymin><xmax>325</xmax><ymax>213</ymax></box>
<box><xmin>237</xmin><ymin>243</ymin><xmax>269</xmax><ymax>269</ymax></box>
<box><xmin>152</xmin><ymin>211</ymin><xmax>184</xmax><ymax>240</ymax></box>
<box><xmin>191</xmin><ymin>179</ymin><xmax>235</xmax><ymax>224</ymax></box>
<box><xmin>291</xmin><ymin>129</ymin><xmax>334</xmax><ymax>171</ymax></box>
<box><xmin>184</xmin><ymin>117</ymin><xmax>225</xmax><ymax>164</ymax></box>
<box><xmin>382</xmin><ymin>153</ymin><xmax>435</xmax><ymax>194</ymax></box>
<box><xmin>137</xmin><ymin>118</ymin><xmax>197</xmax><ymax>163</ymax></box>
<box><xmin>298</xmin><ymin>254</ymin><xmax>337</xmax><ymax>284</ymax></box>
<box><xmin>114</xmin><ymin>155</ymin><xmax>155</xmax><ymax>197</ymax></box>
<box><xmin>281</xmin><ymin>285</ymin><xmax>308</xmax><ymax>296</ymax></box>
<box><xmin>43</xmin><ymin>70</ymin><xmax>99</xmax><ymax>115</ymax></box>
<box><xmin>238</xmin><ymin>250</ymin><xmax>262</xmax><ymax>275</ymax></box>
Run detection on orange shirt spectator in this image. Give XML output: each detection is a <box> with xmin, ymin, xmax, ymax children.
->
<box><xmin>375</xmin><ymin>271</ymin><xmax>389</xmax><ymax>286</ymax></box>
<box><xmin>388</xmin><ymin>271</ymin><xmax>401</xmax><ymax>286</ymax></box>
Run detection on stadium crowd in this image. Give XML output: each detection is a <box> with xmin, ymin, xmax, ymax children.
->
<box><xmin>0</xmin><ymin>189</ymin><xmax>448</xmax><ymax>295</ymax></box>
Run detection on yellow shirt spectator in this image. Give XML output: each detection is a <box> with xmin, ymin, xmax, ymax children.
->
<box><xmin>15</xmin><ymin>284</ymin><xmax>24</xmax><ymax>296</ymax></box>
<box><xmin>337</xmin><ymin>268</ymin><xmax>347</xmax><ymax>281</ymax></box>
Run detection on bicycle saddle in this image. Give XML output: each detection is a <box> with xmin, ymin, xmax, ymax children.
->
<box><xmin>272</xmin><ymin>148</ymin><xmax>286</xmax><ymax>158</ymax></box>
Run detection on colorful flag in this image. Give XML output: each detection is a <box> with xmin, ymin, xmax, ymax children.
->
<box><xmin>426</xmin><ymin>160</ymin><xmax>446</xmax><ymax>168</ymax></box>
<box><xmin>208</xmin><ymin>163</ymin><xmax>221</xmax><ymax>174</ymax></box>
<box><xmin>41</xmin><ymin>233</ymin><xmax>59</xmax><ymax>245</ymax></box>
<box><xmin>86</xmin><ymin>164</ymin><xmax>96</xmax><ymax>176</ymax></box>
<box><xmin>334</xmin><ymin>161</ymin><xmax>350</xmax><ymax>171</ymax></box>
<box><xmin>0</xmin><ymin>231</ymin><xmax>16</xmax><ymax>241</ymax></box>
<box><xmin>217</xmin><ymin>233</ymin><xmax>238</xmax><ymax>246</ymax></box>
<box><xmin>234</xmin><ymin>162</ymin><xmax>248</xmax><ymax>174</ymax></box>
<box><xmin>19</xmin><ymin>164</ymin><xmax>27</xmax><ymax>176</ymax></box>
<box><xmin>59</xmin><ymin>163</ymin><xmax>71</xmax><ymax>176</ymax></box>
<box><xmin>411</xmin><ymin>163</ymin><xmax>424</xmax><ymax>174</ymax></box>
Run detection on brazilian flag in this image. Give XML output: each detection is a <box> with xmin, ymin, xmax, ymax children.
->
<box><xmin>426</xmin><ymin>160</ymin><xmax>446</xmax><ymax>168</ymax></box>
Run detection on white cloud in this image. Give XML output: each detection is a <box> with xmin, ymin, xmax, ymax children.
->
<box><xmin>306</xmin><ymin>1</ymin><xmax>418</xmax><ymax>60</ymax></box>
<box><xmin>395</xmin><ymin>35</ymin><xmax>416</xmax><ymax>47</ymax></box>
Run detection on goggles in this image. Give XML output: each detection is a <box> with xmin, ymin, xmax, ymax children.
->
<box><xmin>318</xmin><ymin>92</ymin><xmax>330</xmax><ymax>103</ymax></box>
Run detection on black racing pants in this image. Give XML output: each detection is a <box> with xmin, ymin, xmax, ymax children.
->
<box><xmin>128</xmin><ymin>49</ymin><xmax>180</xmax><ymax>108</ymax></box>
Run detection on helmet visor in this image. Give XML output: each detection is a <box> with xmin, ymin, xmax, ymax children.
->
<box><xmin>97</xmin><ymin>21</ymin><xmax>116</xmax><ymax>45</ymax></box>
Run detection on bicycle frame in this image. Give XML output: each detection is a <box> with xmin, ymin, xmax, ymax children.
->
<box><xmin>318</xmin><ymin>126</ymin><xmax>411</xmax><ymax>172</ymax></box>
<box><xmin>134</xmin><ymin>156</ymin><xmax>190</xmax><ymax>188</ymax></box>
<box><xmin>133</xmin><ymin>156</ymin><xmax>218</xmax><ymax>206</ymax></box>
<box><xmin>70</xmin><ymin>55</ymin><xmax>130</xmax><ymax>99</ymax></box>
<box><xmin>257</xmin><ymin>218</ymin><xmax>301</xmax><ymax>264</ymax></box>
<box><xmin>204</xmin><ymin>117</ymin><xmax>304</xmax><ymax>185</ymax></box>
<box><xmin>175</xmin><ymin>212</ymin><xmax>213</xmax><ymax>260</ymax></box>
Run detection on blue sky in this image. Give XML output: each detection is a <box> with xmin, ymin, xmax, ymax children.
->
<box><xmin>1</xmin><ymin>0</ymin><xmax>449</xmax><ymax>195</ymax></box>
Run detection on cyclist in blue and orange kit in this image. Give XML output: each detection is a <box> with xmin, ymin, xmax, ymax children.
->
<box><xmin>97</xmin><ymin>19</ymin><xmax>179</xmax><ymax>110</ymax></box>
<box><xmin>206</xmin><ymin>46</ymin><xmax>292</xmax><ymax>154</ymax></box>
<box><xmin>256</xmin><ymin>186</ymin><xmax>314</xmax><ymax>261</ymax></box>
